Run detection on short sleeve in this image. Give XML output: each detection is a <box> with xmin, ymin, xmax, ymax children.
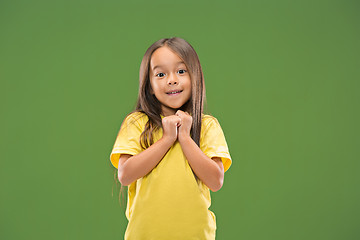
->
<box><xmin>109</xmin><ymin>113</ymin><xmax>143</xmax><ymax>169</ymax></box>
<box><xmin>200</xmin><ymin>117</ymin><xmax>232</xmax><ymax>173</ymax></box>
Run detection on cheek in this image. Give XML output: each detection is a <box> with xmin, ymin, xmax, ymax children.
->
<box><xmin>149</xmin><ymin>80</ymin><xmax>157</xmax><ymax>92</ymax></box>
<box><xmin>150</xmin><ymin>84</ymin><xmax>163</xmax><ymax>97</ymax></box>
<box><xmin>151</xmin><ymin>83</ymin><xmax>159</xmax><ymax>92</ymax></box>
<box><xmin>188</xmin><ymin>84</ymin><xmax>193</xmax><ymax>98</ymax></box>
<box><xmin>187</xmin><ymin>79</ymin><xmax>192</xmax><ymax>91</ymax></box>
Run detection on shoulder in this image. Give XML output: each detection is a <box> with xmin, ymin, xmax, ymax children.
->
<box><xmin>122</xmin><ymin>111</ymin><xmax>148</xmax><ymax>128</ymax></box>
<box><xmin>126</xmin><ymin>111</ymin><xmax>148</xmax><ymax>121</ymax></box>
<box><xmin>201</xmin><ymin>114</ymin><xmax>219</xmax><ymax>128</ymax></box>
<box><xmin>201</xmin><ymin>114</ymin><xmax>222</xmax><ymax>136</ymax></box>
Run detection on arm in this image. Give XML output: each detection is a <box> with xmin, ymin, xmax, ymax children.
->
<box><xmin>118</xmin><ymin>136</ymin><xmax>174</xmax><ymax>186</ymax></box>
<box><xmin>178</xmin><ymin>135</ymin><xmax>224</xmax><ymax>192</ymax></box>
<box><xmin>118</xmin><ymin>115</ymin><xmax>181</xmax><ymax>186</ymax></box>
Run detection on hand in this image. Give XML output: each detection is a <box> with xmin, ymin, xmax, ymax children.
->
<box><xmin>161</xmin><ymin>114</ymin><xmax>181</xmax><ymax>144</ymax></box>
<box><xmin>175</xmin><ymin>110</ymin><xmax>193</xmax><ymax>141</ymax></box>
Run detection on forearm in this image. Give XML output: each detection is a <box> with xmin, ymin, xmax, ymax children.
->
<box><xmin>119</xmin><ymin>136</ymin><xmax>173</xmax><ymax>185</ymax></box>
<box><xmin>178</xmin><ymin>136</ymin><xmax>223</xmax><ymax>191</ymax></box>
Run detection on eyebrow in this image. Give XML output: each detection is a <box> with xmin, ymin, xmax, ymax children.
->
<box><xmin>152</xmin><ymin>61</ymin><xmax>185</xmax><ymax>71</ymax></box>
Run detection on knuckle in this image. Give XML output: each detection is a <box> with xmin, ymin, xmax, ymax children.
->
<box><xmin>162</xmin><ymin>118</ymin><xmax>169</xmax><ymax>124</ymax></box>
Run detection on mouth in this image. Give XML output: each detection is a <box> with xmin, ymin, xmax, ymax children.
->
<box><xmin>166</xmin><ymin>90</ymin><xmax>183</xmax><ymax>95</ymax></box>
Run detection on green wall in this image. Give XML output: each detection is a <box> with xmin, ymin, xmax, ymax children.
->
<box><xmin>1</xmin><ymin>0</ymin><xmax>359</xmax><ymax>239</ymax></box>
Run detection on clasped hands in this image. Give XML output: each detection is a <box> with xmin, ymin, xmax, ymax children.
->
<box><xmin>161</xmin><ymin>110</ymin><xmax>192</xmax><ymax>143</ymax></box>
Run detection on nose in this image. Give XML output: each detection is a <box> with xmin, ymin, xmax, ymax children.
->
<box><xmin>167</xmin><ymin>73</ymin><xmax>178</xmax><ymax>85</ymax></box>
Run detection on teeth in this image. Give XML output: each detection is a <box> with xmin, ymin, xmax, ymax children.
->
<box><xmin>168</xmin><ymin>91</ymin><xmax>181</xmax><ymax>94</ymax></box>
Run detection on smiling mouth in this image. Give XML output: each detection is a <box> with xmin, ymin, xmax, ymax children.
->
<box><xmin>166</xmin><ymin>90</ymin><xmax>183</xmax><ymax>95</ymax></box>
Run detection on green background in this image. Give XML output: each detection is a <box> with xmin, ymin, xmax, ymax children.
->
<box><xmin>1</xmin><ymin>0</ymin><xmax>359</xmax><ymax>239</ymax></box>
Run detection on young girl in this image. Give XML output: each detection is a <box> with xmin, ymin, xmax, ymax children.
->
<box><xmin>109</xmin><ymin>37</ymin><xmax>232</xmax><ymax>239</ymax></box>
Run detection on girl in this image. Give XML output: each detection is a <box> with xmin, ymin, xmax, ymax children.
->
<box><xmin>110</xmin><ymin>37</ymin><xmax>232</xmax><ymax>240</ymax></box>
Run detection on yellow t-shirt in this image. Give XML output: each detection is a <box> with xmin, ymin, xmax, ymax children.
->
<box><xmin>110</xmin><ymin>111</ymin><xmax>232</xmax><ymax>240</ymax></box>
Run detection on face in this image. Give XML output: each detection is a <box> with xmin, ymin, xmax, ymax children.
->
<box><xmin>149</xmin><ymin>46</ymin><xmax>192</xmax><ymax>117</ymax></box>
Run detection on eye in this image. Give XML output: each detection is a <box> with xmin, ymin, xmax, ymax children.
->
<box><xmin>178</xmin><ymin>69</ymin><xmax>187</xmax><ymax>74</ymax></box>
<box><xmin>156</xmin><ymin>72</ymin><xmax>165</xmax><ymax>77</ymax></box>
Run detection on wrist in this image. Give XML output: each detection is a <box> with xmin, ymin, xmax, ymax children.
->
<box><xmin>178</xmin><ymin>134</ymin><xmax>192</xmax><ymax>145</ymax></box>
<box><xmin>161</xmin><ymin>135</ymin><xmax>176</xmax><ymax>147</ymax></box>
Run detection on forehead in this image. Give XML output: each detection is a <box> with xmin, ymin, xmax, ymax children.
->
<box><xmin>150</xmin><ymin>46</ymin><xmax>185</xmax><ymax>70</ymax></box>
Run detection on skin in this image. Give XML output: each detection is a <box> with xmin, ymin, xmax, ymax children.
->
<box><xmin>118</xmin><ymin>46</ymin><xmax>224</xmax><ymax>191</ymax></box>
<box><xmin>149</xmin><ymin>46</ymin><xmax>192</xmax><ymax>117</ymax></box>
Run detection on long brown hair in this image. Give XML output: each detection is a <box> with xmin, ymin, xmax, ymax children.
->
<box><xmin>137</xmin><ymin>37</ymin><xmax>206</xmax><ymax>148</ymax></box>
<box><xmin>114</xmin><ymin>37</ymin><xmax>208</xmax><ymax>207</ymax></box>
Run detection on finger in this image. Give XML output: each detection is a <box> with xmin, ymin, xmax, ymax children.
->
<box><xmin>175</xmin><ymin>112</ymin><xmax>181</xmax><ymax>118</ymax></box>
<box><xmin>176</xmin><ymin>110</ymin><xmax>184</xmax><ymax>115</ymax></box>
<box><xmin>176</xmin><ymin>112</ymin><xmax>188</xmax><ymax>122</ymax></box>
<box><xmin>177</xmin><ymin>119</ymin><xmax>182</xmax><ymax>127</ymax></box>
